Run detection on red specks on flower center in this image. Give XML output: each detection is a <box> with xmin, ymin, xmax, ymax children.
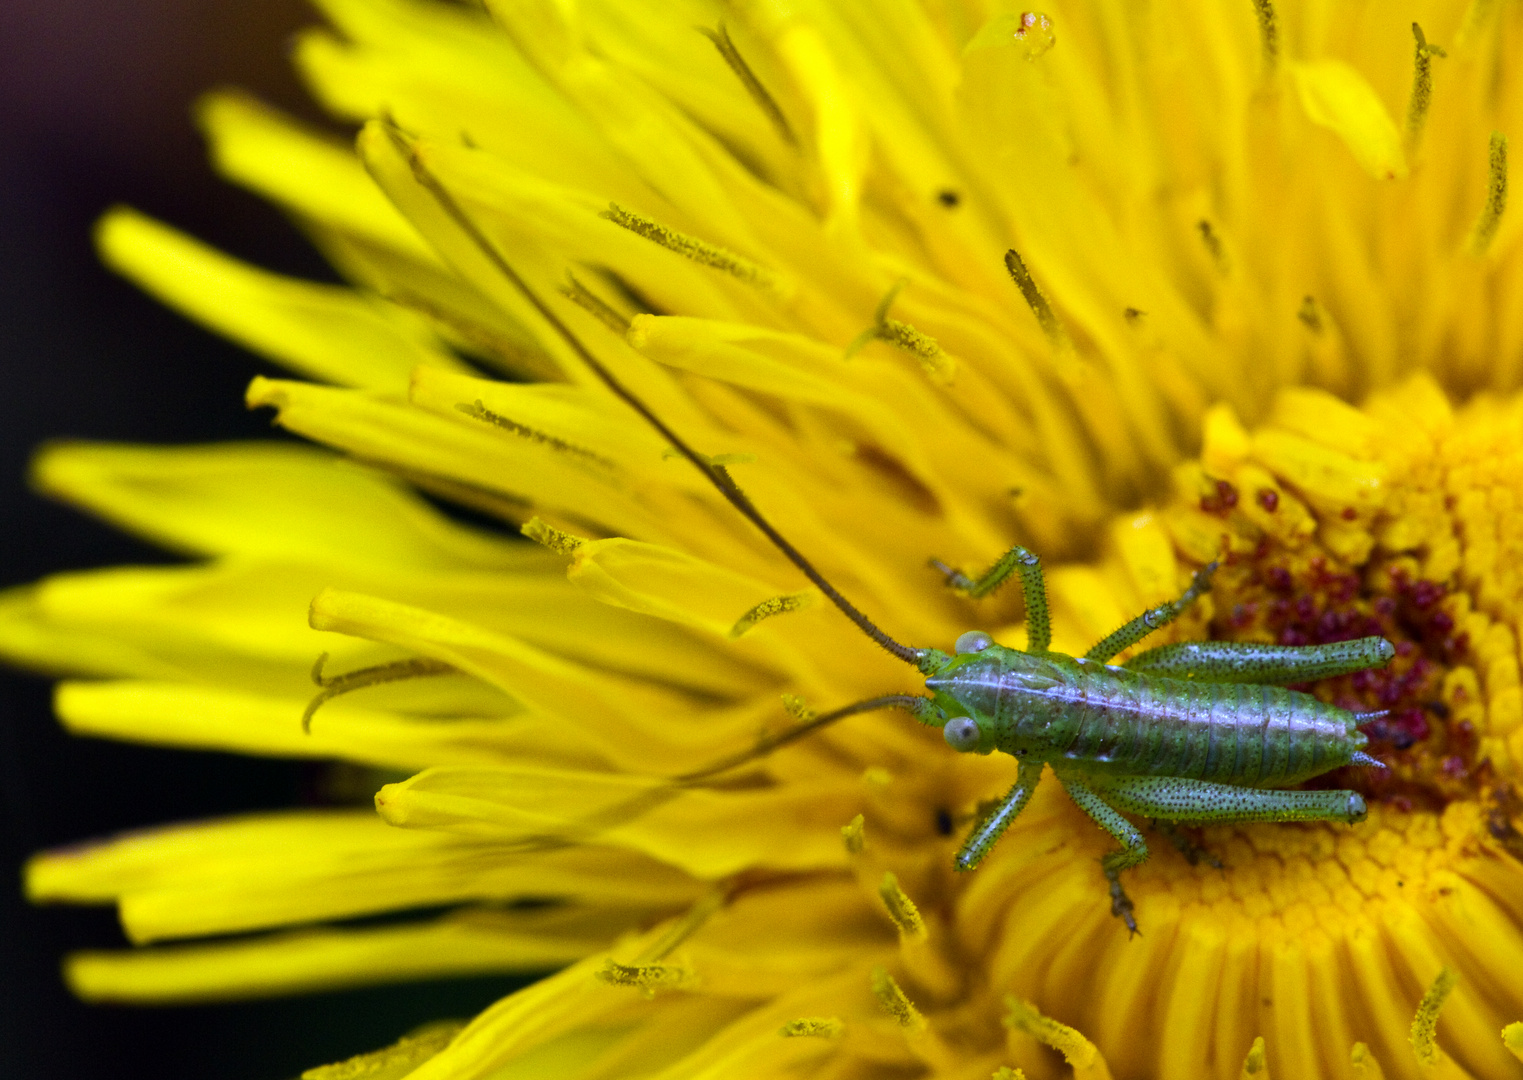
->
<box><xmin>1255</xmin><ymin>488</ymin><xmax>1279</xmax><ymax>512</ymax></box>
<box><xmin>1200</xmin><ymin>479</ymin><xmax>1240</xmax><ymax>515</ymax></box>
<box><xmin>1203</xmin><ymin>540</ymin><xmax>1476</xmax><ymax>810</ymax></box>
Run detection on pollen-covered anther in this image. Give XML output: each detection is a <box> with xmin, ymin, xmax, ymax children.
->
<box><xmin>878</xmin><ymin>319</ymin><xmax>957</xmax><ymax>384</ymax></box>
<box><xmin>520</xmin><ymin>515</ymin><xmax>587</xmax><ymax>555</ymax></box>
<box><xmin>1408</xmin><ymin>966</ymin><xmax>1458</xmax><ymax>1067</ymax></box>
<box><xmin>779</xmin><ymin>1017</ymin><xmax>843</xmax><ymax>1039</ymax></box>
<box><xmin>1404</xmin><ymin>23</ymin><xmax>1446</xmax><ymax>151</ymax></box>
<box><xmin>595</xmin><ymin>959</ymin><xmax>694</xmax><ymax>998</ymax></box>
<box><xmin>600</xmin><ymin>202</ymin><xmax>783</xmax><ymax>294</ymax></box>
<box><xmin>1468</xmin><ymin>133</ymin><xmax>1509</xmax><ymax>256</ymax></box>
<box><xmin>729</xmin><ymin>590</ymin><xmax>816</xmax><ymax>638</ymax></box>
<box><xmin>1002</xmin><ymin>998</ymin><xmax>1109</xmax><ymax>1079</ymax></box>
<box><xmin>878</xmin><ymin>872</ymin><xmax>927</xmax><ymax>941</ymax></box>
<box><xmin>455</xmin><ymin>399</ymin><xmax>613</xmax><ymax>467</ymax></box>
<box><xmin>870</xmin><ymin>967</ymin><xmax>926</xmax><ymax>1034</ymax></box>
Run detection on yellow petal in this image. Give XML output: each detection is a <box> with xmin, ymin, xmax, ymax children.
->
<box><xmin>32</xmin><ymin>440</ymin><xmax>519</xmax><ymax>568</ymax></box>
<box><xmin>54</xmin><ymin>680</ymin><xmax>521</xmax><ymax>770</ymax></box>
<box><xmin>1291</xmin><ymin>60</ymin><xmax>1407</xmax><ymax>181</ymax></box>
<box><xmin>196</xmin><ymin>89</ymin><xmax>435</xmax><ymax>263</ymax></box>
<box><xmin>375</xmin><ymin>764</ymin><xmax>858</xmax><ymax>876</ymax></box>
<box><xmin>95</xmin><ymin>207</ymin><xmax>464</xmax><ymax>389</ymax></box>
<box><xmin>65</xmin><ymin>905</ymin><xmax>621</xmax><ymax>1002</ymax></box>
<box><xmin>27</xmin><ymin>809</ymin><xmax>699</xmax><ymax>942</ymax></box>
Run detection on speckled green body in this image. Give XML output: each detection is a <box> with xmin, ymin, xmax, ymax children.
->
<box><xmin>924</xmin><ymin>646</ymin><xmax>1370</xmax><ymax>787</ymax></box>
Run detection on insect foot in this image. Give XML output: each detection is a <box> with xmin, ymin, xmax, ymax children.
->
<box><xmin>1103</xmin><ymin>860</ymin><xmax>1139</xmax><ymax>937</ymax></box>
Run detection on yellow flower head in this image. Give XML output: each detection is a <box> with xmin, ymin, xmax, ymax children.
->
<box><xmin>10</xmin><ymin>1</ymin><xmax>1523</xmax><ymax>1079</ymax></box>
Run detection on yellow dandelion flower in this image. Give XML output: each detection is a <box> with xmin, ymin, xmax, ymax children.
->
<box><xmin>11</xmin><ymin>1</ymin><xmax>1523</xmax><ymax>1079</ymax></box>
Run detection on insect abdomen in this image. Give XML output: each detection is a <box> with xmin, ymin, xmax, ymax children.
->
<box><xmin>1037</xmin><ymin>667</ymin><xmax>1360</xmax><ymax>786</ymax></box>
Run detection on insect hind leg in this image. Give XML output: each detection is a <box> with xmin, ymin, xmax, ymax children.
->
<box><xmin>1083</xmin><ymin>562</ymin><xmax>1217</xmax><ymax>663</ymax></box>
<box><xmin>1087</xmin><ymin>775</ymin><xmax>1368</xmax><ymax>827</ymax></box>
<box><xmin>930</xmin><ymin>546</ymin><xmax>1051</xmax><ymax>652</ymax></box>
<box><xmin>1124</xmin><ymin>636</ymin><xmax>1395</xmax><ymax>685</ymax></box>
<box><xmin>1054</xmin><ymin>772</ymin><xmax>1148</xmax><ymax>935</ymax></box>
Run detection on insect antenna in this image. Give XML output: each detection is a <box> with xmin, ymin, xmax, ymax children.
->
<box><xmin>391</xmin><ymin>123</ymin><xmax>924</xmax><ymax>668</ymax></box>
<box><xmin>672</xmin><ymin>695</ymin><xmax>930</xmax><ymax>783</ymax></box>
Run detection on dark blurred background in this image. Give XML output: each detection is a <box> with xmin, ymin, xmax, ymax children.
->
<box><xmin>0</xmin><ymin>2</ymin><xmax>523</xmax><ymax>1076</ymax></box>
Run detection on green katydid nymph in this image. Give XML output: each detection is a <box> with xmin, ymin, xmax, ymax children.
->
<box><xmin>567</xmin><ymin>362</ymin><xmax>1394</xmax><ymax>935</ymax></box>
<box><xmin>393</xmin><ymin>147</ymin><xmax>1397</xmax><ymax>933</ymax></box>
<box><xmin>674</xmin><ymin>534</ymin><xmax>1392</xmax><ymax>934</ymax></box>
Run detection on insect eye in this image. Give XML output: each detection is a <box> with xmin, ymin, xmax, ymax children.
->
<box><xmin>954</xmin><ymin>630</ymin><xmax>993</xmax><ymax>654</ymax></box>
<box><xmin>943</xmin><ymin>716</ymin><xmax>981</xmax><ymax>752</ymax></box>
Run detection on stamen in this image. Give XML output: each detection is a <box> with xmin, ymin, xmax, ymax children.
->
<box><xmin>1349</xmin><ymin>1042</ymin><xmax>1386</xmax><ymax>1080</ymax></box>
<box><xmin>880</xmin><ymin>320</ymin><xmax>957</xmax><ymax>383</ymax></box>
<box><xmin>779</xmin><ymin>1018</ymin><xmax>843</xmax><ymax>1038</ymax></box>
<box><xmin>1408</xmin><ymin>966</ymin><xmax>1457</xmax><ymax>1067</ymax></box>
<box><xmin>877</xmin><ymin>872</ymin><xmax>927</xmax><ymax>940</ymax></box>
<box><xmin>729</xmin><ymin>590</ymin><xmax>816</xmax><ymax>637</ymax></box>
<box><xmin>302</xmin><ymin>653</ymin><xmax>456</xmax><ymax>732</ymax></box>
<box><xmin>1240</xmin><ymin>1036</ymin><xmax>1268</xmax><ymax>1078</ymax></box>
<box><xmin>1197</xmin><ymin>220</ymin><xmax>1230</xmax><ymax>274</ymax></box>
<box><xmin>455</xmin><ymin>400</ymin><xmax>614</xmax><ymax>468</ymax></box>
<box><xmin>602</xmin><ymin>202</ymin><xmax>779</xmax><ymax>292</ymax></box>
<box><xmin>594</xmin><ymin>960</ymin><xmax>692</xmax><ymax>997</ymax></box>
<box><xmin>841</xmin><ymin>813</ymin><xmax>865</xmax><ymax>853</ymax></box>
<box><xmin>870</xmin><ymin>967</ymin><xmax>926</xmax><ymax>1033</ymax></box>
<box><xmin>1468</xmin><ymin>133</ymin><xmax>1509</xmax><ymax>256</ymax></box>
<box><xmin>1003</xmin><ymin>998</ymin><xmax>1103</xmax><ymax>1073</ymax></box>
<box><xmin>843</xmin><ymin>279</ymin><xmax>955</xmax><ymax>381</ymax></box>
<box><xmin>1403</xmin><ymin>24</ymin><xmax>1446</xmax><ymax>152</ymax></box>
<box><xmin>993</xmin><ymin>1069</ymin><xmax>1028</xmax><ymax>1080</ymax></box>
<box><xmin>560</xmin><ymin>272</ymin><xmax>631</xmax><ymax>334</ymax></box>
<box><xmin>520</xmin><ymin>516</ymin><xmax>587</xmax><ymax>556</ymax></box>
<box><xmin>698</xmin><ymin>25</ymin><xmax>797</xmax><ymax>147</ymax></box>
<box><xmin>596</xmin><ymin>885</ymin><xmax>727</xmax><ymax>995</ymax></box>
<box><xmin>1003</xmin><ymin>250</ymin><xmax>1070</xmax><ymax>352</ymax></box>
<box><xmin>1250</xmin><ymin>0</ymin><xmax>1278</xmax><ymax>72</ymax></box>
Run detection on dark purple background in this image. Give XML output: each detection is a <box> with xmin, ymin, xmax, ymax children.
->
<box><xmin>0</xmin><ymin>2</ymin><xmax>524</xmax><ymax>1076</ymax></box>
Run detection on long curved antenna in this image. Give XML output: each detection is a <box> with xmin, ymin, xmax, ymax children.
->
<box><xmin>390</xmin><ymin>124</ymin><xmax>924</xmax><ymax>667</ymax></box>
<box><xmin>672</xmin><ymin>694</ymin><xmax>932</xmax><ymax>783</ymax></box>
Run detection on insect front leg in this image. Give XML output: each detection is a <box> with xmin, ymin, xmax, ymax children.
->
<box><xmin>1083</xmin><ymin>561</ymin><xmax>1217</xmax><ymax>663</ymax></box>
<box><xmin>953</xmin><ymin>759</ymin><xmax>1040</xmax><ymax>872</ymax></box>
<box><xmin>1087</xmin><ymin>774</ymin><xmax>1368</xmax><ymax>827</ymax></box>
<box><xmin>1124</xmin><ymin>636</ymin><xmax>1395</xmax><ymax>685</ymax></box>
<box><xmin>930</xmin><ymin>546</ymin><xmax>1051</xmax><ymax>652</ymax></box>
<box><xmin>1053</xmin><ymin>772</ymin><xmax>1148</xmax><ymax>935</ymax></box>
